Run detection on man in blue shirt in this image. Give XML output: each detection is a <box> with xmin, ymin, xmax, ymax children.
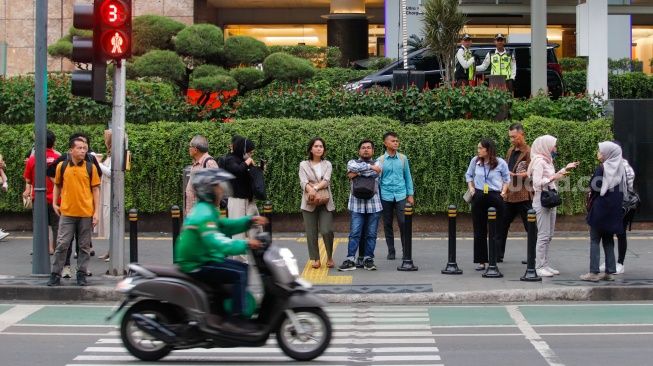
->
<box><xmin>378</xmin><ymin>132</ymin><xmax>414</xmax><ymax>260</ymax></box>
<box><xmin>338</xmin><ymin>139</ymin><xmax>383</xmax><ymax>271</ymax></box>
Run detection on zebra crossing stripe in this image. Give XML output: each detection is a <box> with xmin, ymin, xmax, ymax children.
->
<box><xmin>74</xmin><ymin>355</ymin><xmax>442</xmax><ymax>362</ymax></box>
<box><xmin>83</xmin><ymin>346</ymin><xmax>439</xmax><ymax>353</ymax></box>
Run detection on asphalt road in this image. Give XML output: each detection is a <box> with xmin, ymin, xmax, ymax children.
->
<box><xmin>1</xmin><ymin>301</ymin><xmax>653</xmax><ymax>366</ymax></box>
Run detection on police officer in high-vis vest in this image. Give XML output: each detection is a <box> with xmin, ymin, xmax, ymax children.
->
<box><xmin>477</xmin><ymin>33</ymin><xmax>517</xmax><ymax>93</ymax></box>
<box><xmin>454</xmin><ymin>33</ymin><xmax>475</xmax><ymax>86</ymax></box>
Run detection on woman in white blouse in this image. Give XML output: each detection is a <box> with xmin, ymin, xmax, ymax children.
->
<box><xmin>298</xmin><ymin>137</ymin><xmax>335</xmax><ymax>269</ymax></box>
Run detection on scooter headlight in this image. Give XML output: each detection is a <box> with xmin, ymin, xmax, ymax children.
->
<box><xmin>278</xmin><ymin>248</ymin><xmax>300</xmax><ymax>277</ymax></box>
<box><xmin>115</xmin><ymin>277</ymin><xmax>135</xmax><ymax>293</ymax></box>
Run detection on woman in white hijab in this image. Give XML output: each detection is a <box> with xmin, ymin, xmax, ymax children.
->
<box><xmin>527</xmin><ymin>135</ymin><xmax>579</xmax><ymax>277</ymax></box>
<box><xmin>581</xmin><ymin>141</ymin><xmax>626</xmax><ymax>282</ymax></box>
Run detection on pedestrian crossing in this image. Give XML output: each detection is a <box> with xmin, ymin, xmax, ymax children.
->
<box><xmin>65</xmin><ymin>305</ymin><xmax>443</xmax><ymax>366</ymax></box>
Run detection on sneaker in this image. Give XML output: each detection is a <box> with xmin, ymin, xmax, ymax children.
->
<box><xmin>616</xmin><ymin>263</ymin><xmax>624</xmax><ymax>274</ymax></box>
<box><xmin>601</xmin><ymin>273</ymin><xmax>615</xmax><ymax>281</ymax></box>
<box><xmin>387</xmin><ymin>252</ymin><xmax>396</xmax><ymax>260</ymax></box>
<box><xmin>545</xmin><ymin>266</ymin><xmax>560</xmax><ymax>275</ymax></box>
<box><xmin>73</xmin><ymin>252</ymin><xmax>77</xmax><ymax>259</ymax></box>
<box><xmin>363</xmin><ymin>258</ymin><xmax>377</xmax><ymax>271</ymax></box>
<box><xmin>599</xmin><ymin>262</ymin><xmax>606</xmax><ymax>272</ymax></box>
<box><xmin>62</xmin><ymin>265</ymin><xmax>72</xmax><ymax>279</ymax></box>
<box><xmin>86</xmin><ymin>271</ymin><xmax>92</xmax><ymax>277</ymax></box>
<box><xmin>355</xmin><ymin>257</ymin><xmax>364</xmax><ymax>269</ymax></box>
<box><xmin>76</xmin><ymin>271</ymin><xmax>87</xmax><ymax>286</ymax></box>
<box><xmin>0</xmin><ymin>230</ymin><xmax>9</xmax><ymax>241</ymax></box>
<box><xmin>536</xmin><ymin>268</ymin><xmax>554</xmax><ymax>277</ymax></box>
<box><xmin>579</xmin><ymin>272</ymin><xmax>602</xmax><ymax>282</ymax></box>
<box><xmin>338</xmin><ymin>260</ymin><xmax>356</xmax><ymax>271</ymax></box>
<box><xmin>46</xmin><ymin>273</ymin><xmax>61</xmax><ymax>286</ymax></box>
<box><xmin>90</xmin><ymin>250</ymin><xmax>95</xmax><ymax>257</ymax></box>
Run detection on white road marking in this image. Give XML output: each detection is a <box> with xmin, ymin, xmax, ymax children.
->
<box><xmin>74</xmin><ymin>354</ymin><xmax>441</xmax><ymax>362</ymax></box>
<box><xmin>0</xmin><ymin>332</ymin><xmax>111</xmax><ymax>336</ymax></box>
<box><xmin>0</xmin><ymin>305</ymin><xmax>43</xmax><ymax>332</ymax></box>
<box><xmin>84</xmin><ymin>346</ymin><xmax>439</xmax><ymax>353</ymax></box>
<box><xmin>506</xmin><ymin>305</ymin><xmax>565</xmax><ymax>366</ymax></box>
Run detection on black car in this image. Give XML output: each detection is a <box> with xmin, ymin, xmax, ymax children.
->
<box><xmin>345</xmin><ymin>43</ymin><xmax>564</xmax><ymax>98</ymax></box>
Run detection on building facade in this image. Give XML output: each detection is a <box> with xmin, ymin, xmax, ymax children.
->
<box><xmin>1</xmin><ymin>0</ymin><xmax>652</xmax><ymax>76</ymax></box>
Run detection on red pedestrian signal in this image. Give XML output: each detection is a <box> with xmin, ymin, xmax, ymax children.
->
<box><xmin>96</xmin><ymin>0</ymin><xmax>132</xmax><ymax>60</ymax></box>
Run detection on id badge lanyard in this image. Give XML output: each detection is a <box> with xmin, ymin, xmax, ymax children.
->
<box><xmin>482</xmin><ymin>164</ymin><xmax>490</xmax><ymax>194</ymax></box>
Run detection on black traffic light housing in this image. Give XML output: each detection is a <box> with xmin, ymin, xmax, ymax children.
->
<box><xmin>71</xmin><ymin>2</ymin><xmax>106</xmax><ymax>102</ymax></box>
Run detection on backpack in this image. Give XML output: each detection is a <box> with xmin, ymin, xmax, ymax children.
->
<box><xmin>352</xmin><ymin>175</ymin><xmax>376</xmax><ymax>199</ymax></box>
<box><xmin>202</xmin><ymin>156</ymin><xmax>217</xmax><ymax>168</ymax></box>
<box><xmin>58</xmin><ymin>156</ymin><xmax>95</xmax><ymax>191</ymax></box>
<box><xmin>378</xmin><ymin>153</ymin><xmax>406</xmax><ymax>171</ymax></box>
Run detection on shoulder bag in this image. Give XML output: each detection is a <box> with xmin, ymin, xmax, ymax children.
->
<box><xmin>306</xmin><ymin>162</ymin><xmax>330</xmax><ymax>206</ymax></box>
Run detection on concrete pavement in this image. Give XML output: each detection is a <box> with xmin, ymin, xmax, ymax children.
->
<box><xmin>0</xmin><ymin>231</ymin><xmax>652</xmax><ymax>303</ymax></box>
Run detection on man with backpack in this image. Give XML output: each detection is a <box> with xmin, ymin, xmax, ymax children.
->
<box><xmin>47</xmin><ymin>137</ymin><xmax>101</xmax><ymax>286</ymax></box>
<box><xmin>185</xmin><ymin>135</ymin><xmax>219</xmax><ymax>216</ymax></box>
<box><xmin>378</xmin><ymin>132</ymin><xmax>414</xmax><ymax>260</ymax></box>
<box><xmin>46</xmin><ymin>133</ymin><xmax>102</xmax><ymax>277</ymax></box>
<box><xmin>338</xmin><ymin>139</ymin><xmax>383</xmax><ymax>271</ymax></box>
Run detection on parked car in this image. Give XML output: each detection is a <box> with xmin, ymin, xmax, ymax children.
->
<box><xmin>345</xmin><ymin>43</ymin><xmax>564</xmax><ymax>98</ymax></box>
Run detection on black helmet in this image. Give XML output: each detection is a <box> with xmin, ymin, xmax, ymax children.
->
<box><xmin>192</xmin><ymin>168</ymin><xmax>235</xmax><ymax>203</ymax></box>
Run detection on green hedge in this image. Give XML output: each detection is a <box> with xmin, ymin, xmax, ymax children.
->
<box><xmin>0</xmin><ymin>117</ymin><xmax>612</xmax><ymax>215</ymax></box>
<box><xmin>0</xmin><ymin>74</ymin><xmax>197</xmax><ymax>124</ymax></box>
<box><xmin>563</xmin><ymin>71</ymin><xmax>653</xmax><ymax>98</ymax></box>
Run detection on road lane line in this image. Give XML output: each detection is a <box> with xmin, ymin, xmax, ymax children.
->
<box><xmin>0</xmin><ymin>332</ymin><xmax>111</xmax><ymax>336</ymax></box>
<box><xmin>506</xmin><ymin>305</ymin><xmax>565</xmax><ymax>366</ymax></box>
<box><xmin>0</xmin><ymin>305</ymin><xmax>43</xmax><ymax>332</ymax></box>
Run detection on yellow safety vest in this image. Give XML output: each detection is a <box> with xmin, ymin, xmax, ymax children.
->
<box><xmin>490</xmin><ymin>51</ymin><xmax>512</xmax><ymax>79</ymax></box>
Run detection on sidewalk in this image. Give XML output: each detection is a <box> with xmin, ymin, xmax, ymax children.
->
<box><xmin>0</xmin><ymin>231</ymin><xmax>652</xmax><ymax>303</ymax></box>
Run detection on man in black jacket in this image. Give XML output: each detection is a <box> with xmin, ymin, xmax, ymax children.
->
<box><xmin>222</xmin><ymin>136</ymin><xmax>262</xmax><ymax>261</ymax></box>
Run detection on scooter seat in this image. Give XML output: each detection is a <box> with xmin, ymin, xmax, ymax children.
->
<box><xmin>140</xmin><ymin>264</ymin><xmax>195</xmax><ymax>281</ymax></box>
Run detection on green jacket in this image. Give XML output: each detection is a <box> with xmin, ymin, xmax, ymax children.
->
<box><xmin>174</xmin><ymin>201</ymin><xmax>252</xmax><ymax>273</ymax></box>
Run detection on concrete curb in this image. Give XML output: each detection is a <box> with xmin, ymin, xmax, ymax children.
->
<box><xmin>3</xmin><ymin>285</ymin><xmax>653</xmax><ymax>304</ymax></box>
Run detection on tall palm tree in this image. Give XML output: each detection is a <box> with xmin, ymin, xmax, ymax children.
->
<box><xmin>422</xmin><ymin>0</ymin><xmax>467</xmax><ymax>85</ymax></box>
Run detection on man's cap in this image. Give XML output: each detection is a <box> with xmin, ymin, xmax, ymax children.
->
<box><xmin>461</xmin><ymin>33</ymin><xmax>472</xmax><ymax>40</ymax></box>
<box><xmin>495</xmin><ymin>33</ymin><xmax>506</xmax><ymax>40</ymax></box>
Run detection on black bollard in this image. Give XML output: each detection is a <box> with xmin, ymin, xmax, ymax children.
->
<box><xmin>129</xmin><ymin>209</ymin><xmax>138</xmax><ymax>263</ymax></box>
<box><xmin>171</xmin><ymin>205</ymin><xmax>181</xmax><ymax>250</ymax></box>
<box><xmin>483</xmin><ymin>207</ymin><xmax>503</xmax><ymax>278</ymax></box>
<box><xmin>263</xmin><ymin>201</ymin><xmax>273</xmax><ymax>236</ymax></box>
<box><xmin>398</xmin><ymin>203</ymin><xmax>418</xmax><ymax>271</ymax></box>
<box><xmin>521</xmin><ymin>209</ymin><xmax>541</xmax><ymax>281</ymax></box>
<box><xmin>442</xmin><ymin>205</ymin><xmax>462</xmax><ymax>274</ymax></box>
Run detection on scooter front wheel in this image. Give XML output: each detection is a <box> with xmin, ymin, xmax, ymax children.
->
<box><xmin>276</xmin><ymin>307</ymin><xmax>332</xmax><ymax>361</ymax></box>
<box><xmin>120</xmin><ymin>301</ymin><xmax>174</xmax><ymax>361</ymax></box>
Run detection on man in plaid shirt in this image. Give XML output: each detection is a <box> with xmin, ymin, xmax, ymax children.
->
<box><xmin>338</xmin><ymin>139</ymin><xmax>383</xmax><ymax>271</ymax></box>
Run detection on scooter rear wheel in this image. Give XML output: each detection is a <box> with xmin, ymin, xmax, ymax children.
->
<box><xmin>120</xmin><ymin>301</ymin><xmax>174</xmax><ymax>361</ymax></box>
<box><xmin>276</xmin><ymin>307</ymin><xmax>332</xmax><ymax>361</ymax></box>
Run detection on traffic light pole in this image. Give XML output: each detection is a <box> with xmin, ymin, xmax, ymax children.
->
<box><xmin>32</xmin><ymin>0</ymin><xmax>49</xmax><ymax>275</ymax></box>
<box><xmin>109</xmin><ymin>59</ymin><xmax>126</xmax><ymax>276</ymax></box>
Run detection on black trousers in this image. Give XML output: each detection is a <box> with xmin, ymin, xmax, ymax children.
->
<box><xmin>381</xmin><ymin>199</ymin><xmax>406</xmax><ymax>257</ymax></box>
<box><xmin>471</xmin><ymin>190</ymin><xmax>504</xmax><ymax>264</ymax></box>
<box><xmin>497</xmin><ymin>200</ymin><xmax>532</xmax><ymax>260</ymax></box>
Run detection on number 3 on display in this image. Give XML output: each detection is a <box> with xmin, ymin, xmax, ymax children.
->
<box><xmin>109</xmin><ymin>4</ymin><xmax>118</xmax><ymax>23</ymax></box>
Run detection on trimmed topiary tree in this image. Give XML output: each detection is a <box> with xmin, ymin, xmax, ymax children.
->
<box><xmin>190</xmin><ymin>64</ymin><xmax>229</xmax><ymax>80</ymax></box>
<box><xmin>131</xmin><ymin>50</ymin><xmax>187</xmax><ymax>86</ymax></box>
<box><xmin>230</xmin><ymin>67</ymin><xmax>265</xmax><ymax>93</ymax></box>
<box><xmin>263</xmin><ymin>52</ymin><xmax>315</xmax><ymax>82</ymax></box>
<box><xmin>223</xmin><ymin>36</ymin><xmax>269</xmax><ymax>67</ymax></box>
<box><xmin>174</xmin><ymin>23</ymin><xmax>224</xmax><ymax>65</ymax></box>
<box><xmin>189</xmin><ymin>74</ymin><xmax>238</xmax><ymax>109</ymax></box>
<box><xmin>132</xmin><ymin>15</ymin><xmax>186</xmax><ymax>56</ymax></box>
<box><xmin>47</xmin><ymin>27</ymin><xmax>93</xmax><ymax>61</ymax></box>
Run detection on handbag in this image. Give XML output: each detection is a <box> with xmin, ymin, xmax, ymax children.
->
<box><xmin>463</xmin><ymin>190</ymin><xmax>473</xmax><ymax>203</ymax></box>
<box><xmin>307</xmin><ymin>163</ymin><xmax>330</xmax><ymax>206</ymax></box>
<box><xmin>248</xmin><ymin>165</ymin><xmax>266</xmax><ymax>200</ymax></box>
<box><xmin>541</xmin><ymin>188</ymin><xmax>562</xmax><ymax>208</ymax></box>
<box><xmin>23</xmin><ymin>195</ymin><xmax>33</xmax><ymax>210</ymax></box>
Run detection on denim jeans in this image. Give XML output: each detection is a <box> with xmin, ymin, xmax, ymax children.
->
<box><xmin>590</xmin><ymin>226</ymin><xmax>616</xmax><ymax>274</ymax></box>
<box><xmin>189</xmin><ymin>259</ymin><xmax>248</xmax><ymax>316</ymax></box>
<box><xmin>347</xmin><ymin>211</ymin><xmax>381</xmax><ymax>260</ymax></box>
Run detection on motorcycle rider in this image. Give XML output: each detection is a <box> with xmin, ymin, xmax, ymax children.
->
<box><xmin>174</xmin><ymin>168</ymin><xmax>268</xmax><ymax>320</ymax></box>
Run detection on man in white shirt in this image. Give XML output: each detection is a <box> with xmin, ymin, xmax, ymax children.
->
<box><xmin>454</xmin><ymin>33</ymin><xmax>476</xmax><ymax>87</ymax></box>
